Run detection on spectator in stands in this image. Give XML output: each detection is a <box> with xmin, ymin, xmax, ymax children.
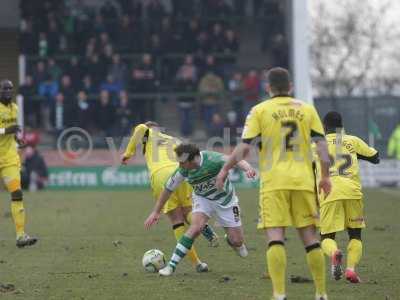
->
<box><xmin>59</xmin><ymin>75</ymin><xmax>78</xmax><ymax>127</ymax></box>
<box><xmin>176</xmin><ymin>54</ymin><xmax>198</xmax><ymax>137</ymax></box>
<box><xmin>101</xmin><ymin>44</ymin><xmax>115</xmax><ymax>68</ymax></box>
<box><xmin>47</xmin><ymin>58</ymin><xmax>62</xmax><ymax>81</ymax></box>
<box><xmin>159</xmin><ymin>17</ymin><xmax>176</xmax><ymax>52</ymax></box>
<box><xmin>38</xmin><ymin>32</ymin><xmax>49</xmax><ymax>57</ymax></box>
<box><xmin>183</xmin><ymin>18</ymin><xmax>201</xmax><ymax>52</ymax></box>
<box><xmin>203</xmin><ymin>0</ymin><xmax>233</xmax><ymax>18</ymax></box>
<box><xmin>21</xmin><ymin>146</ymin><xmax>48</xmax><ymax>191</ymax></box>
<box><xmin>225</xmin><ymin>110</ymin><xmax>241</xmax><ymax>145</ymax></box>
<box><xmin>196</xmin><ymin>31</ymin><xmax>210</xmax><ymax>55</ymax></box>
<box><xmin>228</xmin><ymin>71</ymin><xmax>245</xmax><ymax>122</ymax></box>
<box><xmin>147</xmin><ymin>34</ymin><xmax>163</xmax><ymax>57</ymax></box>
<box><xmin>100</xmin><ymin>0</ymin><xmax>118</xmax><ymax>21</ymax></box>
<box><xmin>100</xmin><ymin>74</ymin><xmax>123</xmax><ymax>101</ymax></box>
<box><xmin>95</xmin><ymin>90</ymin><xmax>115</xmax><ymax>135</ymax></box>
<box><xmin>270</xmin><ymin>34</ymin><xmax>289</xmax><ymax>69</ymax></box>
<box><xmin>114</xmin><ymin>90</ymin><xmax>133</xmax><ymax>136</ymax></box>
<box><xmin>116</xmin><ymin>0</ymin><xmax>143</xmax><ymax>18</ymax></box>
<box><xmin>33</xmin><ymin>61</ymin><xmax>48</xmax><ymax>85</ymax></box>
<box><xmin>210</xmin><ymin>23</ymin><xmax>225</xmax><ymax>53</ymax></box>
<box><xmin>117</xmin><ymin>15</ymin><xmax>142</xmax><ymax>52</ymax></box>
<box><xmin>243</xmin><ymin>69</ymin><xmax>260</xmax><ymax>114</ymax></box>
<box><xmin>80</xmin><ymin>75</ymin><xmax>97</xmax><ymax>95</ymax></box>
<box><xmin>233</xmin><ymin>0</ymin><xmax>245</xmax><ymax>16</ymax></box>
<box><xmin>76</xmin><ymin>91</ymin><xmax>92</xmax><ymax>130</ymax></box>
<box><xmin>93</xmin><ymin>13</ymin><xmax>107</xmax><ymax>34</ymax></box>
<box><xmin>38</xmin><ymin>74</ymin><xmax>59</xmax><ymax>103</ymax></box>
<box><xmin>20</xmin><ymin>19</ymin><xmax>36</xmax><ymax>54</ymax></box>
<box><xmin>20</xmin><ymin>75</ymin><xmax>41</xmax><ymax>128</ymax></box>
<box><xmin>173</xmin><ymin>0</ymin><xmax>194</xmax><ymax>17</ymax></box>
<box><xmin>201</xmin><ymin>55</ymin><xmax>221</xmax><ymax>77</ymax></box>
<box><xmin>67</xmin><ymin>56</ymin><xmax>83</xmax><ymax>89</ymax></box>
<box><xmin>388</xmin><ymin>124</ymin><xmax>400</xmax><ymax>160</ymax></box>
<box><xmin>47</xmin><ymin>19</ymin><xmax>60</xmax><ymax>55</ymax></box>
<box><xmin>222</xmin><ymin>29</ymin><xmax>239</xmax><ymax>76</ymax></box>
<box><xmin>86</xmin><ymin>53</ymin><xmax>106</xmax><ymax>86</ymax></box>
<box><xmin>109</xmin><ymin>54</ymin><xmax>128</xmax><ymax>86</ymax></box>
<box><xmin>130</xmin><ymin>53</ymin><xmax>158</xmax><ymax>121</ymax></box>
<box><xmin>259</xmin><ymin>69</ymin><xmax>270</xmax><ymax>98</ymax></box>
<box><xmin>145</xmin><ymin>0</ymin><xmax>166</xmax><ymax>23</ymax></box>
<box><xmin>99</xmin><ymin>32</ymin><xmax>111</xmax><ymax>49</ymax></box>
<box><xmin>198</xmin><ymin>71</ymin><xmax>225</xmax><ymax>135</ymax></box>
<box><xmin>209</xmin><ymin>112</ymin><xmax>224</xmax><ymax>137</ymax></box>
<box><xmin>176</xmin><ymin>54</ymin><xmax>198</xmax><ymax>82</ymax></box>
<box><xmin>261</xmin><ymin>0</ymin><xmax>284</xmax><ymax>52</ymax></box>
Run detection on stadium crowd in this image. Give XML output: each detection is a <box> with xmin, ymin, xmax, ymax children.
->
<box><xmin>19</xmin><ymin>0</ymin><xmax>288</xmax><ymax>137</ymax></box>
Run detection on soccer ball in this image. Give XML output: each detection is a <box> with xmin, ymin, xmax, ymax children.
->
<box><xmin>142</xmin><ymin>249</ymin><xmax>166</xmax><ymax>273</ymax></box>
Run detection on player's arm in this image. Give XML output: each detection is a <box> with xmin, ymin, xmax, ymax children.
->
<box><xmin>217</xmin><ymin>107</ymin><xmax>260</xmax><ymax>189</ymax></box>
<box><xmin>222</xmin><ymin>154</ymin><xmax>256</xmax><ymax>179</ymax></box>
<box><xmin>309</xmin><ymin>106</ymin><xmax>331</xmax><ymax>196</ymax></box>
<box><xmin>121</xmin><ymin>124</ymin><xmax>149</xmax><ymax>164</ymax></box>
<box><xmin>354</xmin><ymin>137</ymin><xmax>380</xmax><ymax>164</ymax></box>
<box><xmin>144</xmin><ymin>169</ymin><xmax>185</xmax><ymax>229</ymax></box>
<box><xmin>0</xmin><ymin>125</ymin><xmax>20</xmax><ymax>135</ymax></box>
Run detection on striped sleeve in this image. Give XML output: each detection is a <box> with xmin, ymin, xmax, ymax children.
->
<box><xmin>165</xmin><ymin>168</ymin><xmax>186</xmax><ymax>192</ymax></box>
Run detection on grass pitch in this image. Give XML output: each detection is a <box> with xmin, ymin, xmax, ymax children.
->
<box><xmin>0</xmin><ymin>188</ymin><xmax>399</xmax><ymax>300</ymax></box>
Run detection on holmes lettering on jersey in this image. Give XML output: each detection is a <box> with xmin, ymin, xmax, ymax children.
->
<box><xmin>272</xmin><ymin>109</ymin><xmax>304</xmax><ymax>122</ymax></box>
<box><xmin>1</xmin><ymin>117</ymin><xmax>17</xmax><ymax>124</ymax></box>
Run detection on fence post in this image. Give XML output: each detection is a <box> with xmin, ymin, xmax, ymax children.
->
<box><xmin>16</xmin><ymin>94</ymin><xmax>24</xmax><ymax>133</ymax></box>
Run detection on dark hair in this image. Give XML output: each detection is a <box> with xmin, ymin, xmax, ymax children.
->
<box><xmin>267</xmin><ymin>67</ymin><xmax>291</xmax><ymax>94</ymax></box>
<box><xmin>323</xmin><ymin>111</ymin><xmax>343</xmax><ymax>130</ymax></box>
<box><xmin>174</xmin><ymin>143</ymin><xmax>200</xmax><ymax>162</ymax></box>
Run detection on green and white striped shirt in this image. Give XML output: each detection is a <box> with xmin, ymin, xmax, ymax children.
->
<box><xmin>165</xmin><ymin>151</ymin><xmax>235</xmax><ymax>206</ymax></box>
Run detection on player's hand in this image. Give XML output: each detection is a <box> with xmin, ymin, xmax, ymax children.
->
<box><xmin>144</xmin><ymin>211</ymin><xmax>161</xmax><ymax>229</ymax></box>
<box><xmin>245</xmin><ymin>167</ymin><xmax>256</xmax><ymax>179</ymax></box>
<box><xmin>216</xmin><ymin>169</ymin><xmax>229</xmax><ymax>190</ymax></box>
<box><xmin>16</xmin><ymin>137</ymin><xmax>27</xmax><ymax>149</ymax></box>
<box><xmin>121</xmin><ymin>155</ymin><xmax>129</xmax><ymax>165</ymax></box>
<box><xmin>5</xmin><ymin>125</ymin><xmax>21</xmax><ymax>135</ymax></box>
<box><xmin>319</xmin><ymin>177</ymin><xmax>332</xmax><ymax>197</ymax></box>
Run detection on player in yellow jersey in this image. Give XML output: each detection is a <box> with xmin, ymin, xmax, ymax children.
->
<box><xmin>0</xmin><ymin>79</ymin><xmax>37</xmax><ymax>248</ymax></box>
<box><xmin>319</xmin><ymin>112</ymin><xmax>379</xmax><ymax>283</ymax></box>
<box><xmin>121</xmin><ymin>121</ymin><xmax>218</xmax><ymax>273</ymax></box>
<box><xmin>216</xmin><ymin>68</ymin><xmax>331</xmax><ymax>300</ymax></box>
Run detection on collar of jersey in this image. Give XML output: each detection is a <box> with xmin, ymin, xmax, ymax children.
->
<box><xmin>269</xmin><ymin>95</ymin><xmax>292</xmax><ymax>100</ymax></box>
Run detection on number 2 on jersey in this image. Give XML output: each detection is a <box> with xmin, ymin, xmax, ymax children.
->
<box><xmin>281</xmin><ymin>121</ymin><xmax>298</xmax><ymax>151</ymax></box>
<box><xmin>329</xmin><ymin>154</ymin><xmax>352</xmax><ymax>176</ymax></box>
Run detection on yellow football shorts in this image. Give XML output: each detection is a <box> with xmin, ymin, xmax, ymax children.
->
<box><xmin>151</xmin><ymin>167</ymin><xmax>192</xmax><ymax>214</ymax></box>
<box><xmin>0</xmin><ymin>165</ymin><xmax>21</xmax><ymax>192</ymax></box>
<box><xmin>320</xmin><ymin>199</ymin><xmax>365</xmax><ymax>235</ymax></box>
<box><xmin>258</xmin><ymin>189</ymin><xmax>319</xmax><ymax>229</ymax></box>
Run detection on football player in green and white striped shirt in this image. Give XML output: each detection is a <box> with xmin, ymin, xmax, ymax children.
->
<box><xmin>144</xmin><ymin>143</ymin><xmax>256</xmax><ymax>276</ymax></box>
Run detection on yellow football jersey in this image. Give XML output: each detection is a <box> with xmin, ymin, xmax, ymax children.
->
<box><xmin>321</xmin><ymin>132</ymin><xmax>377</xmax><ymax>204</ymax></box>
<box><xmin>123</xmin><ymin>124</ymin><xmax>179</xmax><ymax>175</ymax></box>
<box><xmin>0</xmin><ymin>102</ymin><xmax>20</xmax><ymax>168</ymax></box>
<box><xmin>242</xmin><ymin>96</ymin><xmax>324</xmax><ymax>192</ymax></box>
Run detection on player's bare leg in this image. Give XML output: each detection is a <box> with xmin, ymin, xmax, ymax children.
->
<box><xmin>160</xmin><ymin>212</ymin><xmax>209</xmax><ymax>276</ymax></box>
<box><xmin>165</xmin><ymin>207</ymin><xmax>208</xmax><ymax>273</ymax></box>
<box><xmin>224</xmin><ymin>226</ymin><xmax>248</xmax><ymax>257</ymax></box>
<box><xmin>265</xmin><ymin>227</ymin><xmax>287</xmax><ymax>300</ymax></box>
<box><xmin>182</xmin><ymin>206</ymin><xmax>219</xmax><ymax>247</ymax></box>
<box><xmin>298</xmin><ymin>225</ymin><xmax>327</xmax><ymax>300</ymax></box>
